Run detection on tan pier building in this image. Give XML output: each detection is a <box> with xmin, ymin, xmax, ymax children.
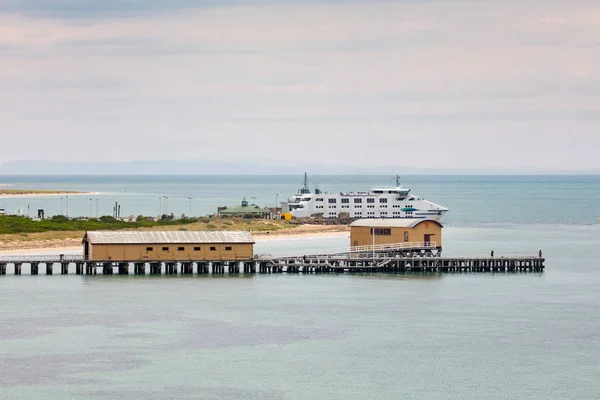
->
<box><xmin>83</xmin><ymin>231</ymin><xmax>255</xmax><ymax>262</ymax></box>
<box><xmin>350</xmin><ymin>219</ymin><xmax>443</xmax><ymax>249</ymax></box>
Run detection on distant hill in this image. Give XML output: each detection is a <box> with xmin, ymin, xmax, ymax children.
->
<box><xmin>0</xmin><ymin>160</ymin><xmax>597</xmax><ymax>175</ymax></box>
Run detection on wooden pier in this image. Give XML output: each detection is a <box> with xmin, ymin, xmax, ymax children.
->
<box><xmin>0</xmin><ymin>253</ymin><xmax>545</xmax><ymax>276</ymax></box>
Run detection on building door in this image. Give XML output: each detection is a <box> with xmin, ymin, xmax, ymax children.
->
<box><xmin>424</xmin><ymin>234</ymin><xmax>433</xmax><ymax>245</ymax></box>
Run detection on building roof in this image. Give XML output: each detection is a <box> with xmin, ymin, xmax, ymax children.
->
<box><xmin>350</xmin><ymin>219</ymin><xmax>443</xmax><ymax>229</ymax></box>
<box><xmin>84</xmin><ymin>230</ymin><xmax>255</xmax><ymax>244</ymax></box>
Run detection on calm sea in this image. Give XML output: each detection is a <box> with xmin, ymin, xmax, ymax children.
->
<box><xmin>0</xmin><ymin>175</ymin><xmax>599</xmax><ymax>399</ymax></box>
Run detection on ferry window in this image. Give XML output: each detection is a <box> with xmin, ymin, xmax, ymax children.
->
<box><xmin>210</xmin><ymin>246</ymin><xmax>217</xmax><ymax>251</ymax></box>
<box><xmin>194</xmin><ymin>247</ymin><xmax>201</xmax><ymax>251</ymax></box>
<box><xmin>178</xmin><ymin>247</ymin><xmax>185</xmax><ymax>251</ymax></box>
<box><xmin>162</xmin><ymin>247</ymin><xmax>169</xmax><ymax>251</ymax></box>
<box><xmin>354</xmin><ymin>198</ymin><xmax>362</xmax><ymax>203</ymax></box>
<box><xmin>367</xmin><ymin>198</ymin><xmax>375</xmax><ymax>203</ymax></box>
<box><xmin>328</xmin><ymin>199</ymin><xmax>337</xmax><ymax>203</ymax></box>
<box><xmin>316</xmin><ymin>198</ymin><xmax>323</xmax><ymax>202</ymax></box>
<box><xmin>341</xmin><ymin>198</ymin><xmax>349</xmax><ymax>204</ymax></box>
<box><xmin>373</xmin><ymin>190</ymin><xmax>382</xmax><ymax>194</ymax></box>
<box><xmin>225</xmin><ymin>246</ymin><xmax>232</xmax><ymax>251</ymax></box>
<box><xmin>379</xmin><ymin>198</ymin><xmax>388</xmax><ymax>203</ymax></box>
<box><xmin>146</xmin><ymin>247</ymin><xmax>153</xmax><ymax>252</ymax></box>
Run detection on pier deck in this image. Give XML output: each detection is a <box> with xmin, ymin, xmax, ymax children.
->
<box><xmin>0</xmin><ymin>253</ymin><xmax>545</xmax><ymax>276</ymax></box>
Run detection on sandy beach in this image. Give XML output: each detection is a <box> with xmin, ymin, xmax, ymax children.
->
<box><xmin>0</xmin><ymin>224</ymin><xmax>350</xmax><ymax>254</ymax></box>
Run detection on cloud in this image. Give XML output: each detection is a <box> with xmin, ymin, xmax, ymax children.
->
<box><xmin>0</xmin><ymin>0</ymin><xmax>599</xmax><ymax>170</ymax></box>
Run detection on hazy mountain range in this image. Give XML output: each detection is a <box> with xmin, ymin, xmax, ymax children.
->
<box><xmin>0</xmin><ymin>160</ymin><xmax>598</xmax><ymax>175</ymax></box>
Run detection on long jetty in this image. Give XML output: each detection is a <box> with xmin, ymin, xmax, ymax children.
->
<box><xmin>0</xmin><ymin>244</ymin><xmax>545</xmax><ymax>276</ymax></box>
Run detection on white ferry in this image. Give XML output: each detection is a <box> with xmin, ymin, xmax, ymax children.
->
<box><xmin>284</xmin><ymin>174</ymin><xmax>449</xmax><ymax>221</ymax></box>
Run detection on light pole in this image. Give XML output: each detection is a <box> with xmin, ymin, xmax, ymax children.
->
<box><xmin>60</xmin><ymin>197</ymin><xmax>63</xmax><ymax>216</ymax></box>
<box><xmin>187</xmin><ymin>197</ymin><xmax>193</xmax><ymax>217</ymax></box>
<box><xmin>372</xmin><ymin>228</ymin><xmax>376</xmax><ymax>260</ymax></box>
<box><xmin>66</xmin><ymin>195</ymin><xmax>69</xmax><ymax>218</ymax></box>
<box><xmin>164</xmin><ymin>196</ymin><xmax>168</xmax><ymax>216</ymax></box>
<box><xmin>96</xmin><ymin>198</ymin><xmax>99</xmax><ymax>218</ymax></box>
<box><xmin>158</xmin><ymin>197</ymin><xmax>162</xmax><ymax>217</ymax></box>
<box><xmin>89</xmin><ymin>198</ymin><xmax>92</xmax><ymax>218</ymax></box>
<box><xmin>275</xmin><ymin>192</ymin><xmax>280</xmax><ymax>218</ymax></box>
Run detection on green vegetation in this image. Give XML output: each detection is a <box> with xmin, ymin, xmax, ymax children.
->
<box><xmin>0</xmin><ymin>215</ymin><xmax>199</xmax><ymax>235</ymax></box>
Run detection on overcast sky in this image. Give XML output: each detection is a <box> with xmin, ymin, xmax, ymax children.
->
<box><xmin>1</xmin><ymin>0</ymin><xmax>599</xmax><ymax>172</ymax></box>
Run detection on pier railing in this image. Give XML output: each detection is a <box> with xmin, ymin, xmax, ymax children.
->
<box><xmin>0</xmin><ymin>254</ymin><xmax>84</xmax><ymax>263</ymax></box>
<box><xmin>256</xmin><ymin>241</ymin><xmax>437</xmax><ymax>261</ymax></box>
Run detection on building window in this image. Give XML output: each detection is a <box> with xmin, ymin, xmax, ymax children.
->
<box><xmin>328</xmin><ymin>198</ymin><xmax>337</xmax><ymax>204</ymax></box>
<box><xmin>341</xmin><ymin>198</ymin><xmax>349</xmax><ymax>204</ymax></box>
<box><xmin>162</xmin><ymin>247</ymin><xmax>169</xmax><ymax>251</ymax></box>
<box><xmin>225</xmin><ymin>246</ymin><xmax>232</xmax><ymax>251</ymax></box>
<box><xmin>194</xmin><ymin>247</ymin><xmax>201</xmax><ymax>251</ymax></box>
<box><xmin>354</xmin><ymin>198</ymin><xmax>362</xmax><ymax>203</ymax></box>
<box><xmin>146</xmin><ymin>247</ymin><xmax>153</xmax><ymax>252</ymax></box>
<box><xmin>379</xmin><ymin>198</ymin><xmax>388</xmax><ymax>203</ymax></box>
<box><xmin>404</xmin><ymin>231</ymin><xmax>409</xmax><ymax>242</ymax></box>
<box><xmin>210</xmin><ymin>246</ymin><xmax>217</xmax><ymax>251</ymax></box>
<box><xmin>178</xmin><ymin>247</ymin><xmax>185</xmax><ymax>251</ymax></box>
<box><xmin>371</xmin><ymin>228</ymin><xmax>391</xmax><ymax>235</ymax></box>
<box><xmin>367</xmin><ymin>198</ymin><xmax>375</xmax><ymax>203</ymax></box>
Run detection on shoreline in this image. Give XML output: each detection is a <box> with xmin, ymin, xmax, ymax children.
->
<box><xmin>0</xmin><ymin>191</ymin><xmax>98</xmax><ymax>198</ymax></box>
<box><xmin>0</xmin><ymin>224</ymin><xmax>349</xmax><ymax>253</ymax></box>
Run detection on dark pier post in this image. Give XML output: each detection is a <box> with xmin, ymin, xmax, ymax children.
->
<box><xmin>149</xmin><ymin>262</ymin><xmax>162</xmax><ymax>275</ymax></box>
<box><xmin>228</xmin><ymin>261</ymin><xmax>239</xmax><ymax>274</ymax></box>
<box><xmin>86</xmin><ymin>262</ymin><xmax>95</xmax><ymax>275</ymax></box>
<box><xmin>0</xmin><ymin>262</ymin><xmax>6</xmax><ymax>275</ymax></box>
<box><xmin>61</xmin><ymin>262</ymin><xmax>69</xmax><ymax>275</ymax></box>
<box><xmin>14</xmin><ymin>262</ymin><xmax>22</xmax><ymax>275</ymax></box>
<box><xmin>118</xmin><ymin>262</ymin><xmax>129</xmax><ymax>275</ymax></box>
<box><xmin>102</xmin><ymin>262</ymin><xmax>113</xmax><ymax>275</ymax></box>
<box><xmin>75</xmin><ymin>262</ymin><xmax>84</xmax><ymax>275</ymax></box>
<box><xmin>181</xmin><ymin>262</ymin><xmax>193</xmax><ymax>275</ymax></box>
<box><xmin>196</xmin><ymin>262</ymin><xmax>208</xmax><ymax>274</ymax></box>
<box><xmin>134</xmin><ymin>262</ymin><xmax>145</xmax><ymax>275</ymax></box>
<box><xmin>212</xmin><ymin>262</ymin><xmax>222</xmax><ymax>275</ymax></box>
<box><xmin>243</xmin><ymin>261</ymin><xmax>255</xmax><ymax>274</ymax></box>
<box><xmin>31</xmin><ymin>262</ymin><xmax>39</xmax><ymax>275</ymax></box>
<box><xmin>165</xmin><ymin>262</ymin><xmax>176</xmax><ymax>275</ymax></box>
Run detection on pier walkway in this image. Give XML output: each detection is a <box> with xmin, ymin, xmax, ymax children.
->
<box><xmin>0</xmin><ymin>243</ymin><xmax>545</xmax><ymax>276</ymax></box>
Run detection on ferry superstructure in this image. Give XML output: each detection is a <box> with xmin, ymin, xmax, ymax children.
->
<box><xmin>284</xmin><ymin>174</ymin><xmax>448</xmax><ymax>221</ymax></box>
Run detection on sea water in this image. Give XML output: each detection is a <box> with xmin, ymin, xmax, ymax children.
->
<box><xmin>0</xmin><ymin>175</ymin><xmax>599</xmax><ymax>399</ymax></box>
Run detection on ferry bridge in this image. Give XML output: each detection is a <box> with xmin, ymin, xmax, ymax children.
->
<box><xmin>0</xmin><ymin>242</ymin><xmax>545</xmax><ymax>276</ymax></box>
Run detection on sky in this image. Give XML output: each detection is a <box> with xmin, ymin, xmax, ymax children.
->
<box><xmin>1</xmin><ymin>0</ymin><xmax>599</xmax><ymax>172</ymax></box>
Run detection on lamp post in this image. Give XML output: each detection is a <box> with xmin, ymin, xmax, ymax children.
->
<box><xmin>96</xmin><ymin>198</ymin><xmax>99</xmax><ymax>218</ymax></box>
<box><xmin>164</xmin><ymin>196</ymin><xmax>168</xmax><ymax>216</ymax></box>
<box><xmin>60</xmin><ymin>197</ymin><xmax>63</xmax><ymax>216</ymax></box>
<box><xmin>372</xmin><ymin>228</ymin><xmax>376</xmax><ymax>260</ymax></box>
<box><xmin>187</xmin><ymin>197</ymin><xmax>193</xmax><ymax>217</ymax></box>
<box><xmin>275</xmin><ymin>192</ymin><xmax>280</xmax><ymax>218</ymax></box>
<box><xmin>66</xmin><ymin>195</ymin><xmax>69</xmax><ymax>218</ymax></box>
<box><xmin>89</xmin><ymin>198</ymin><xmax>92</xmax><ymax>218</ymax></box>
<box><xmin>158</xmin><ymin>197</ymin><xmax>162</xmax><ymax>217</ymax></box>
